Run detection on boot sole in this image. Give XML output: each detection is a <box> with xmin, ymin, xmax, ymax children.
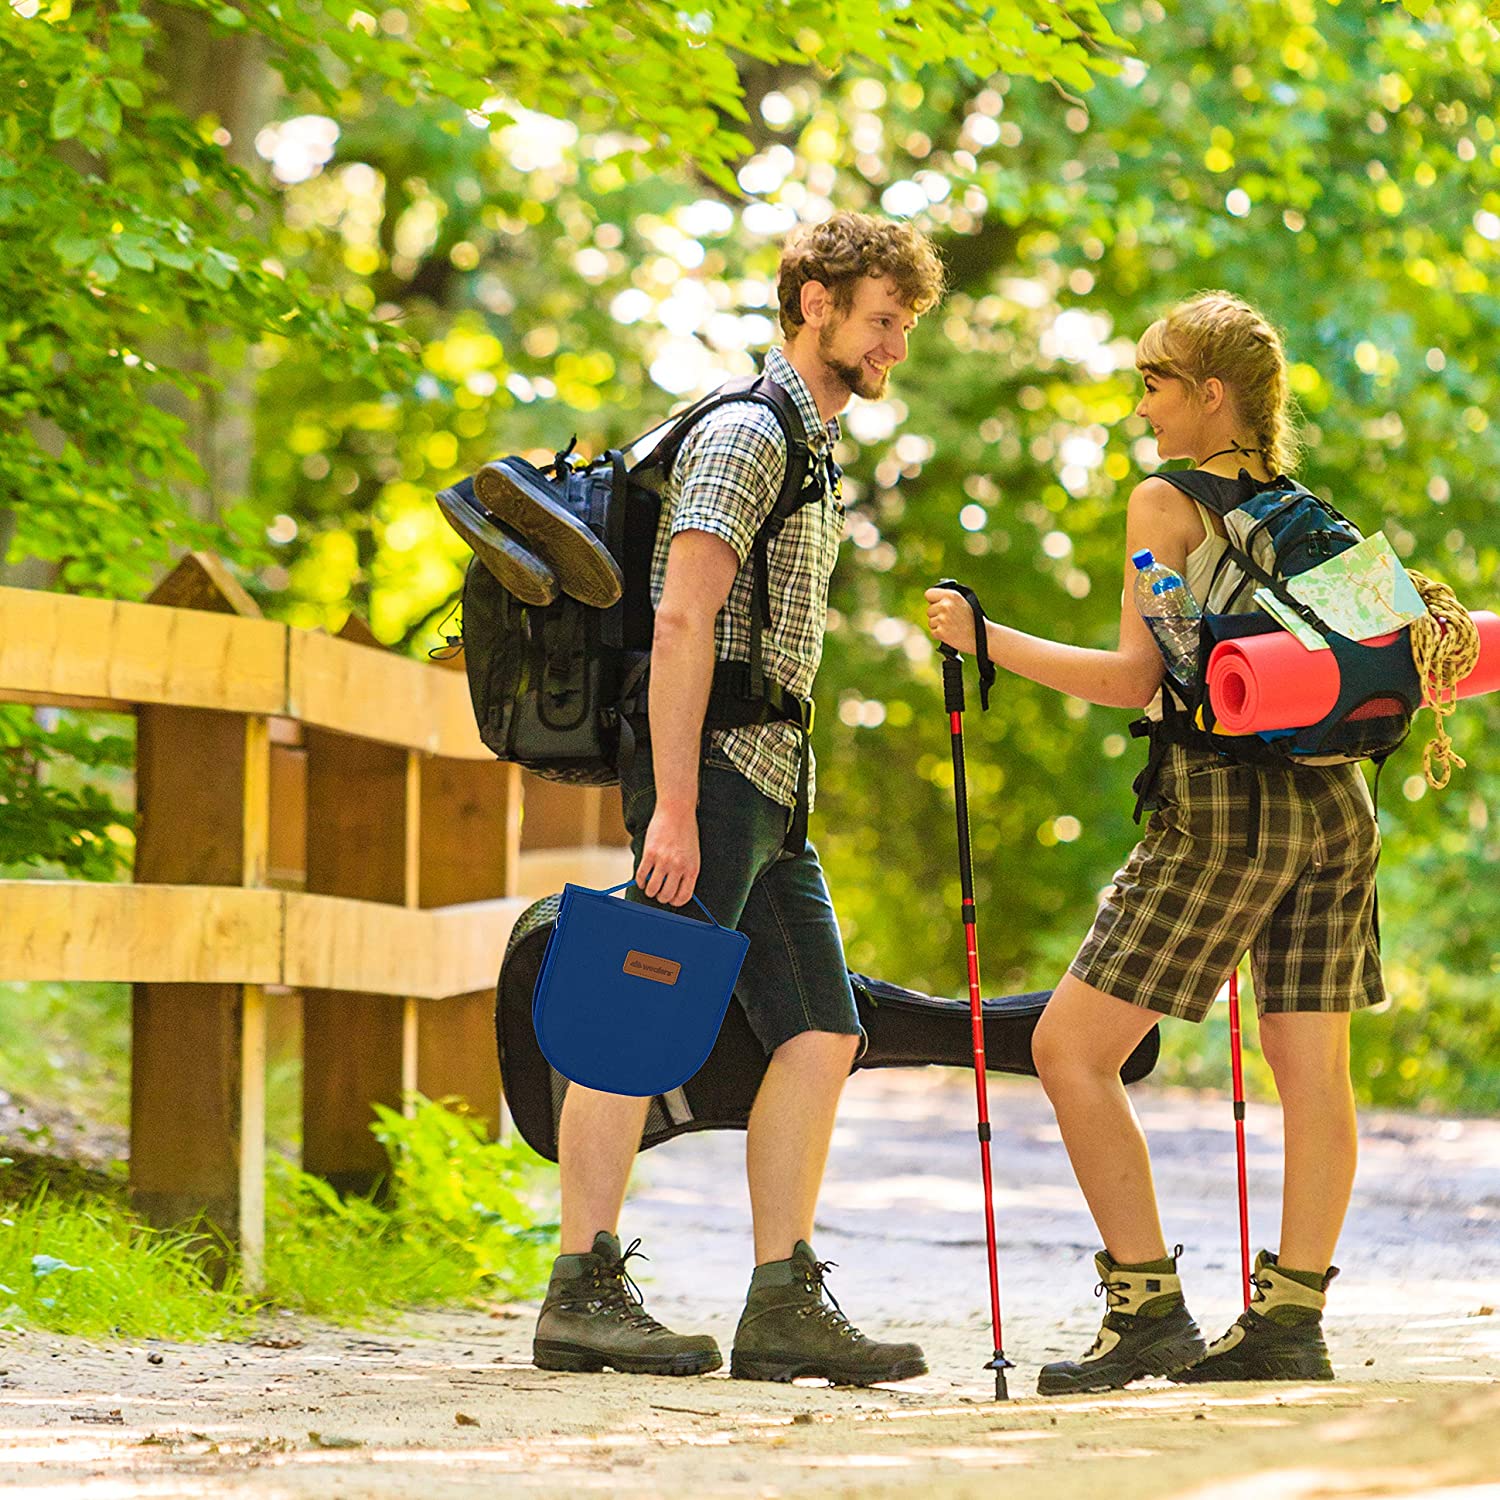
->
<box><xmin>533</xmin><ymin>1339</ymin><xmax>722</xmax><ymax>1377</ymax></box>
<box><xmin>1036</xmin><ymin>1327</ymin><xmax>1207</xmax><ymax>1397</ymax></box>
<box><xmin>475</xmin><ymin>465</ymin><xmax>623</xmax><ymax>609</ymax></box>
<box><xmin>730</xmin><ymin>1353</ymin><xmax>928</xmax><ymax>1387</ymax></box>
<box><xmin>1171</xmin><ymin>1354</ymin><xmax>1333</xmax><ymax>1384</ymax></box>
<box><xmin>437</xmin><ymin>489</ymin><xmax>559</xmax><ymax>606</ymax></box>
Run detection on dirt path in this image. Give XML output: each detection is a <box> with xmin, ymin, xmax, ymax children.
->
<box><xmin>2</xmin><ymin>1072</ymin><xmax>1498</xmax><ymax>1498</ymax></box>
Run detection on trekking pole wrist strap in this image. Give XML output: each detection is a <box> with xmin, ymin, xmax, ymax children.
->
<box><xmin>936</xmin><ymin>578</ymin><xmax>995</xmax><ymax>710</ymax></box>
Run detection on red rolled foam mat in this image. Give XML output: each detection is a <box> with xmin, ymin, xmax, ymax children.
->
<box><xmin>1207</xmin><ymin>611</ymin><xmax>1500</xmax><ymax>735</ymax></box>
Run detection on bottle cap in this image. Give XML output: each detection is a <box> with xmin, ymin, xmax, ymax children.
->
<box><xmin>1131</xmin><ymin>549</ymin><xmax>1155</xmax><ymax>569</ymax></box>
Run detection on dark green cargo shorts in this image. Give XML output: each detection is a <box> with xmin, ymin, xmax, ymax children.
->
<box><xmin>618</xmin><ymin>743</ymin><xmax>861</xmax><ymax>1055</ymax></box>
<box><xmin>1070</xmin><ymin>744</ymin><xmax>1385</xmax><ymax>1023</ymax></box>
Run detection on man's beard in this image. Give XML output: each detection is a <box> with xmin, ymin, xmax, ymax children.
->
<box><xmin>818</xmin><ymin>323</ymin><xmax>889</xmax><ymax>400</ymax></box>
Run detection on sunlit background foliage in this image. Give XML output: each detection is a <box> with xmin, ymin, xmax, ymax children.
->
<box><xmin>3</xmin><ymin>0</ymin><xmax>1498</xmax><ymax>1110</ymax></box>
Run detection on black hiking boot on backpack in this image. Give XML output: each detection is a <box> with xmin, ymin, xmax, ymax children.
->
<box><xmin>532</xmin><ymin>1232</ymin><xmax>722</xmax><ymax>1376</ymax></box>
<box><xmin>475</xmin><ymin>457</ymin><xmax>624</xmax><ymax>608</ymax></box>
<box><xmin>436</xmin><ymin>477</ymin><xmax>559</xmax><ymax>607</ymax></box>
<box><xmin>1037</xmin><ymin>1246</ymin><xmax>1206</xmax><ymax>1396</ymax></box>
<box><xmin>730</xmin><ymin>1241</ymin><xmax>927</xmax><ymax>1386</ymax></box>
<box><xmin>1173</xmin><ymin>1250</ymin><xmax>1337</xmax><ymax>1383</ymax></box>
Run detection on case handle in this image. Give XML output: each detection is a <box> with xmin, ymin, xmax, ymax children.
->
<box><xmin>597</xmin><ymin>880</ymin><xmax>728</xmax><ymax>930</ymax></box>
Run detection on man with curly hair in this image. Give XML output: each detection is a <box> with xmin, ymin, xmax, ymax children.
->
<box><xmin>532</xmin><ymin>212</ymin><xmax>945</xmax><ymax>1385</ymax></box>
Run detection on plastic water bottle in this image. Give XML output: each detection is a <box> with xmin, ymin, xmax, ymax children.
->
<box><xmin>1132</xmin><ymin>549</ymin><xmax>1202</xmax><ymax>692</ymax></box>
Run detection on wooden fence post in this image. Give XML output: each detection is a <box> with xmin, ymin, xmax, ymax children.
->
<box><xmin>301</xmin><ymin>723</ymin><xmax>418</xmax><ymax>1197</ymax></box>
<box><xmin>300</xmin><ymin>621</ymin><xmax>521</xmax><ymax>1188</ymax></box>
<box><xmin>414</xmin><ymin>755</ymin><xmax>520</xmax><ymax>1135</ymax></box>
<box><xmin>520</xmin><ymin>775</ymin><xmax>605</xmax><ymax>850</ymax></box>
<box><xmin>130</xmin><ymin>555</ymin><xmax>270</xmax><ymax>1287</ymax></box>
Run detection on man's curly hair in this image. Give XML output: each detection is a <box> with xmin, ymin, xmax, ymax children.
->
<box><xmin>777</xmin><ymin>212</ymin><xmax>945</xmax><ymax>335</ymax></box>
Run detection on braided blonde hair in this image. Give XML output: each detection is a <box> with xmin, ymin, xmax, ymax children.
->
<box><xmin>1135</xmin><ymin>291</ymin><xmax>1301</xmax><ymax>476</ymax></box>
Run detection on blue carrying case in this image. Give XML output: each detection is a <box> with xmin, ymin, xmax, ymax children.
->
<box><xmin>530</xmin><ymin>880</ymin><xmax>750</xmax><ymax>1097</ymax></box>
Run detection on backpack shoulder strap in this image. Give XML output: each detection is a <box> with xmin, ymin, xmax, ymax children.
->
<box><xmin>1151</xmin><ymin>468</ymin><xmax>1324</xmax><ymax>614</ymax></box>
<box><xmin>745</xmin><ymin>376</ymin><xmax>816</xmax><ymax>521</ymax></box>
<box><xmin>628</xmin><ymin>373</ymin><xmax>822</xmax><ymax>710</ymax></box>
<box><xmin>1149</xmin><ymin>467</ymin><xmax>1264</xmax><ymax>517</ymax></box>
<box><xmin>729</xmin><ymin>376</ymin><xmax>821</xmax><ymax>705</ymax></box>
<box><xmin>1155</xmin><ymin>466</ymin><xmax>1321</xmax><ymax>514</ymax></box>
<box><xmin>631</xmin><ymin>373</ymin><xmax>814</xmax><ymax>515</ymax></box>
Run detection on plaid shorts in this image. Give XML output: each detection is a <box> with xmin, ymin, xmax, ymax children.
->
<box><xmin>1069</xmin><ymin>743</ymin><xmax>1385</xmax><ymax>1023</ymax></box>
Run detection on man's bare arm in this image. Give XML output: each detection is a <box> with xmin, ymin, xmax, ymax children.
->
<box><xmin>636</xmin><ymin>529</ymin><xmax>741</xmax><ymax>906</ymax></box>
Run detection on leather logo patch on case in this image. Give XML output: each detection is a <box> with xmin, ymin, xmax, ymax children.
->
<box><xmin>624</xmin><ymin>950</ymin><xmax>681</xmax><ymax>986</ymax></box>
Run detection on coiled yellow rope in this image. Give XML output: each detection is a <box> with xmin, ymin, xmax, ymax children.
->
<box><xmin>1407</xmin><ymin>571</ymin><xmax>1480</xmax><ymax>789</ymax></box>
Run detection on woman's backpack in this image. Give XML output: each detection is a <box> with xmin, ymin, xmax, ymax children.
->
<box><xmin>1141</xmin><ymin>469</ymin><xmax>1422</xmax><ymax>780</ymax></box>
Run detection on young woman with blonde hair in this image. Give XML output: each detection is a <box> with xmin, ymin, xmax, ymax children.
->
<box><xmin>928</xmin><ymin>291</ymin><xmax>1378</xmax><ymax>1393</ymax></box>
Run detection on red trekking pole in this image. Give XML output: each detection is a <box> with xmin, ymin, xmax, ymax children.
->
<box><xmin>936</xmin><ymin>579</ymin><xmax>1013</xmax><ymax>1400</ymax></box>
<box><xmin>1228</xmin><ymin>967</ymin><xmax>1252</xmax><ymax>1309</ymax></box>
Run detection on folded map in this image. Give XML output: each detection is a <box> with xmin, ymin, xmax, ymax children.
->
<box><xmin>1254</xmin><ymin>531</ymin><xmax>1428</xmax><ymax>652</ymax></box>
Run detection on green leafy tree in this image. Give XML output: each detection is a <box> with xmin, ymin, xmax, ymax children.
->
<box><xmin>0</xmin><ymin>706</ymin><xmax>132</xmax><ymax>878</ymax></box>
<box><xmin>4</xmin><ymin>0</ymin><xmax>1496</xmax><ymax>1106</ymax></box>
<box><xmin>0</xmin><ymin>0</ymin><xmax>1119</xmax><ymax>871</ymax></box>
<box><xmin>1</xmin><ymin>0</ymin><xmax>1123</xmax><ymax>591</ymax></box>
<box><xmin>246</xmin><ymin>0</ymin><xmax>1499</xmax><ymax>1103</ymax></box>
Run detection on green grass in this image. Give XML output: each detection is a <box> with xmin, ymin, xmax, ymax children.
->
<box><xmin>0</xmin><ymin>1096</ymin><xmax>558</xmax><ymax>1340</ymax></box>
<box><xmin>263</xmin><ymin>1097</ymin><xmax>558</xmax><ymax>1320</ymax></box>
<box><xmin>0</xmin><ymin>978</ymin><xmax>558</xmax><ymax>1340</ymax></box>
<box><xmin>0</xmin><ymin>1186</ymin><xmax>253</xmax><ymax>1339</ymax></box>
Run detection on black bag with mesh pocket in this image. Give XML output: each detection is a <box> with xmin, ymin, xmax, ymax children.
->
<box><xmin>494</xmin><ymin>894</ymin><xmax>1161</xmax><ymax>1163</ymax></box>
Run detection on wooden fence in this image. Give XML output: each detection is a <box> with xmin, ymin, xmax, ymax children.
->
<box><xmin>0</xmin><ymin>554</ymin><xmax>633</xmax><ymax>1287</ymax></box>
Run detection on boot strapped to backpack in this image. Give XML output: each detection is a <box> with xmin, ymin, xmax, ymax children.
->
<box><xmin>455</xmin><ymin>372</ymin><xmax>832</xmax><ymax>856</ymax></box>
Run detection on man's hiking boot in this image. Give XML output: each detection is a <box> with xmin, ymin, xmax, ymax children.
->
<box><xmin>730</xmin><ymin>1241</ymin><xmax>927</xmax><ymax>1386</ymax></box>
<box><xmin>436</xmin><ymin>479</ymin><xmax>558</xmax><ymax>607</ymax></box>
<box><xmin>1037</xmin><ymin>1245</ymin><xmax>1206</xmax><ymax>1396</ymax></box>
<box><xmin>532</xmin><ymin>1232</ymin><xmax>722</xmax><ymax>1376</ymax></box>
<box><xmin>1173</xmin><ymin>1250</ymin><xmax>1337</xmax><ymax>1383</ymax></box>
<box><xmin>475</xmin><ymin>458</ymin><xmax>624</xmax><ymax>608</ymax></box>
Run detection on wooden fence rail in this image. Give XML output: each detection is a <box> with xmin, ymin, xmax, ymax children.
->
<box><xmin>0</xmin><ymin>555</ymin><xmax>632</xmax><ymax>1286</ymax></box>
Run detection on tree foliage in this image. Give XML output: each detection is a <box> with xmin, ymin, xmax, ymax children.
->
<box><xmin>3</xmin><ymin>0</ymin><xmax>1498</xmax><ymax>1106</ymax></box>
<box><xmin>1</xmin><ymin>0</ymin><xmax>1123</xmax><ymax>586</ymax></box>
<box><xmin>0</xmin><ymin>706</ymin><xmax>132</xmax><ymax>878</ymax></box>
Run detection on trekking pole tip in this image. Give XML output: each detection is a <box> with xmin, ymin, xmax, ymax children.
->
<box><xmin>986</xmin><ymin>1352</ymin><xmax>1014</xmax><ymax>1401</ymax></box>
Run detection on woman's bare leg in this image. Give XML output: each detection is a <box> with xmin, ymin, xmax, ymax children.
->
<box><xmin>1258</xmin><ymin>1010</ymin><xmax>1357</xmax><ymax>1271</ymax></box>
<box><xmin>1032</xmin><ymin>974</ymin><xmax>1171</xmax><ymax>1264</ymax></box>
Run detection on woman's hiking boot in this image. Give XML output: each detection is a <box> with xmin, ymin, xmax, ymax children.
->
<box><xmin>1173</xmin><ymin>1250</ymin><xmax>1337</xmax><ymax>1383</ymax></box>
<box><xmin>1037</xmin><ymin>1246</ymin><xmax>1206</xmax><ymax>1396</ymax></box>
<box><xmin>532</xmin><ymin>1231</ymin><xmax>722</xmax><ymax>1376</ymax></box>
<box><xmin>730</xmin><ymin>1241</ymin><xmax>927</xmax><ymax>1386</ymax></box>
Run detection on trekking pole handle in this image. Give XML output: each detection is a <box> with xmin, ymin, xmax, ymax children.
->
<box><xmin>935</xmin><ymin>579</ymin><xmax>995</xmax><ymax>711</ymax></box>
<box><xmin>940</xmin><ymin>644</ymin><xmax>966</xmax><ymax>715</ymax></box>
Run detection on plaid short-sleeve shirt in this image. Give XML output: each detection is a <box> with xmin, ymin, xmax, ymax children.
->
<box><xmin>650</xmin><ymin>347</ymin><xmax>845</xmax><ymax>810</ymax></box>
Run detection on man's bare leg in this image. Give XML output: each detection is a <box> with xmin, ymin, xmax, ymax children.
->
<box><xmin>557</xmin><ymin>1085</ymin><xmax>652</xmax><ymax>1254</ymax></box>
<box><xmin>734</xmin><ymin>1028</ymin><xmax>927</xmax><ymax>1384</ymax></box>
<box><xmin>745</xmin><ymin>1030</ymin><xmax>860</xmax><ymax>1265</ymax></box>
